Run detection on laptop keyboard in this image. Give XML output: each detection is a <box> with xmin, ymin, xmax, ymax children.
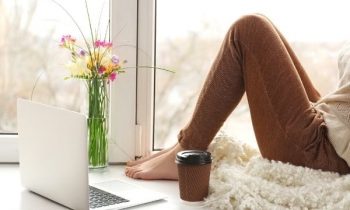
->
<box><xmin>89</xmin><ymin>186</ymin><xmax>129</xmax><ymax>209</ymax></box>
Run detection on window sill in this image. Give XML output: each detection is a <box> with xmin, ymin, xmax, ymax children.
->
<box><xmin>0</xmin><ymin>164</ymin><xmax>209</xmax><ymax>209</ymax></box>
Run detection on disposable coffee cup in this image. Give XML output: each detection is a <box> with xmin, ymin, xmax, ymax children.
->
<box><xmin>176</xmin><ymin>150</ymin><xmax>212</xmax><ymax>202</ymax></box>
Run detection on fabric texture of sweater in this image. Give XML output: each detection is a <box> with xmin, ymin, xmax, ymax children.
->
<box><xmin>314</xmin><ymin>42</ymin><xmax>350</xmax><ymax>166</ymax></box>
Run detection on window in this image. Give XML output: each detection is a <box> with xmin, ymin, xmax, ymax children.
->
<box><xmin>153</xmin><ymin>0</ymin><xmax>350</xmax><ymax>149</ymax></box>
<box><xmin>3</xmin><ymin>0</ymin><xmax>350</xmax><ymax>162</ymax></box>
<box><xmin>0</xmin><ymin>0</ymin><xmax>138</xmax><ymax>163</ymax></box>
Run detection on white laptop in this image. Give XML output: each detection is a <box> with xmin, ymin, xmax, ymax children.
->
<box><xmin>17</xmin><ymin>99</ymin><xmax>166</xmax><ymax>210</ymax></box>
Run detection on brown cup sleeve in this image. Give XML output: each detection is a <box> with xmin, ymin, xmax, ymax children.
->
<box><xmin>177</xmin><ymin>163</ymin><xmax>211</xmax><ymax>201</ymax></box>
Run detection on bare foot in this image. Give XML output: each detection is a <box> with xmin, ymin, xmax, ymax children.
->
<box><xmin>126</xmin><ymin>143</ymin><xmax>176</xmax><ymax>167</ymax></box>
<box><xmin>124</xmin><ymin>143</ymin><xmax>183</xmax><ymax>180</ymax></box>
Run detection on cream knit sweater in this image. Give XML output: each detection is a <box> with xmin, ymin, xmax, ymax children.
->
<box><xmin>314</xmin><ymin>42</ymin><xmax>350</xmax><ymax>166</ymax></box>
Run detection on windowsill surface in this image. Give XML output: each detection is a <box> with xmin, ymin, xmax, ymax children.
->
<box><xmin>0</xmin><ymin>164</ymin><xmax>211</xmax><ymax>210</ymax></box>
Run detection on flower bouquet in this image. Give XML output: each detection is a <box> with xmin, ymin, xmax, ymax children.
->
<box><xmin>58</xmin><ymin>0</ymin><xmax>125</xmax><ymax>168</ymax></box>
<box><xmin>55</xmin><ymin>0</ymin><xmax>173</xmax><ymax>168</ymax></box>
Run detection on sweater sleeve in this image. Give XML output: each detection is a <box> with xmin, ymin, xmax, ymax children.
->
<box><xmin>337</xmin><ymin>42</ymin><xmax>350</xmax><ymax>88</ymax></box>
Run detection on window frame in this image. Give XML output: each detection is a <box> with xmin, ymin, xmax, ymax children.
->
<box><xmin>109</xmin><ymin>0</ymin><xmax>156</xmax><ymax>162</ymax></box>
<box><xmin>135</xmin><ymin>0</ymin><xmax>156</xmax><ymax>157</ymax></box>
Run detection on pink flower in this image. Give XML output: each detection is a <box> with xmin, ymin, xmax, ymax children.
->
<box><xmin>104</xmin><ymin>42</ymin><xmax>112</xmax><ymax>48</ymax></box>
<box><xmin>98</xmin><ymin>66</ymin><xmax>106</xmax><ymax>74</ymax></box>
<box><xmin>60</xmin><ymin>35</ymin><xmax>76</xmax><ymax>47</ymax></box>
<box><xmin>94</xmin><ymin>40</ymin><xmax>102</xmax><ymax>47</ymax></box>
<box><xmin>94</xmin><ymin>40</ymin><xmax>112</xmax><ymax>48</ymax></box>
<box><xmin>109</xmin><ymin>72</ymin><xmax>117</xmax><ymax>81</ymax></box>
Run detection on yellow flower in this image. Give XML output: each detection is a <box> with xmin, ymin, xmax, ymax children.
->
<box><xmin>100</xmin><ymin>55</ymin><xmax>113</xmax><ymax>73</ymax></box>
<box><xmin>66</xmin><ymin>57</ymin><xmax>90</xmax><ymax>77</ymax></box>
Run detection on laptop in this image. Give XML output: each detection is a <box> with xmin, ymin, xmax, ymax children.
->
<box><xmin>17</xmin><ymin>99</ymin><xmax>166</xmax><ymax>210</ymax></box>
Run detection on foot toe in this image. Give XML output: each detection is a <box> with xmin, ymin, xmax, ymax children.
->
<box><xmin>133</xmin><ymin>170</ymin><xmax>150</xmax><ymax>179</ymax></box>
<box><xmin>128</xmin><ymin>167</ymin><xmax>142</xmax><ymax>178</ymax></box>
<box><xmin>125</xmin><ymin>166</ymin><xmax>138</xmax><ymax>177</ymax></box>
<box><xmin>125</xmin><ymin>167</ymin><xmax>132</xmax><ymax>176</ymax></box>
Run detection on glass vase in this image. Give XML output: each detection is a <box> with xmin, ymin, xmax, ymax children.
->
<box><xmin>86</xmin><ymin>78</ymin><xmax>110</xmax><ymax>168</ymax></box>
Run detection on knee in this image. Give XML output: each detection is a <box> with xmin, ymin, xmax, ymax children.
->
<box><xmin>235</xmin><ymin>13</ymin><xmax>270</xmax><ymax>28</ymax></box>
<box><xmin>226</xmin><ymin>13</ymin><xmax>273</xmax><ymax>41</ymax></box>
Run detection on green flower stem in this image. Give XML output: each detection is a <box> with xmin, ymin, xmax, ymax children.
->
<box><xmin>87</xmin><ymin>78</ymin><xmax>109</xmax><ymax>168</ymax></box>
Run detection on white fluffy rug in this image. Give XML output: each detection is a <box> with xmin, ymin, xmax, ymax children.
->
<box><xmin>203</xmin><ymin>135</ymin><xmax>350</xmax><ymax>210</ymax></box>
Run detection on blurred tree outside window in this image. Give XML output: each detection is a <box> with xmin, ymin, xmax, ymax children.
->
<box><xmin>0</xmin><ymin>0</ymin><xmax>108</xmax><ymax>133</ymax></box>
<box><xmin>154</xmin><ymin>0</ymin><xmax>350</xmax><ymax>149</ymax></box>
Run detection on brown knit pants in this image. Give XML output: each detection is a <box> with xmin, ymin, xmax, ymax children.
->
<box><xmin>178</xmin><ymin>14</ymin><xmax>350</xmax><ymax>174</ymax></box>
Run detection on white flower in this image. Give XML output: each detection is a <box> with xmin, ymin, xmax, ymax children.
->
<box><xmin>66</xmin><ymin>58</ymin><xmax>90</xmax><ymax>76</ymax></box>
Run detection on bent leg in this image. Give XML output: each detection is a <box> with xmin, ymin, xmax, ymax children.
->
<box><xmin>178</xmin><ymin>14</ymin><xmax>318</xmax><ymax>153</ymax></box>
<box><xmin>125</xmin><ymin>14</ymin><xmax>350</xmax><ymax>179</ymax></box>
<box><xmin>231</xmin><ymin>14</ymin><xmax>349</xmax><ymax>172</ymax></box>
<box><xmin>229</xmin><ymin>14</ymin><xmax>316</xmax><ymax>164</ymax></box>
<box><xmin>179</xmin><ymin>14</ymin><xmax>349</xmax><ymax>172</ymax></box>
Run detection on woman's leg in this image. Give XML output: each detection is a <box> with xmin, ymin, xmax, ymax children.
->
<box><xmin>177</xmin><ymin>14</ymin><xmax>320</xmax><ymax>154</ymax></box>
<box><xmin>125</xmin><ymin>14</ymin><xmax>349</xmax><ymax>179</ymax></box>
<box><xmin>255</xmin><ymin>14</ymin><xmax>321</xmax><ymax>103</ymax></box>
<box><xmin>179</xmin><ymin>14</ymin><xmax>349</xmax><ymax>171</ymax></box>
<box><xmin>126</xmin><ymin>13</ymin><xmax>321</xmax><ymax>168</ymax></box>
